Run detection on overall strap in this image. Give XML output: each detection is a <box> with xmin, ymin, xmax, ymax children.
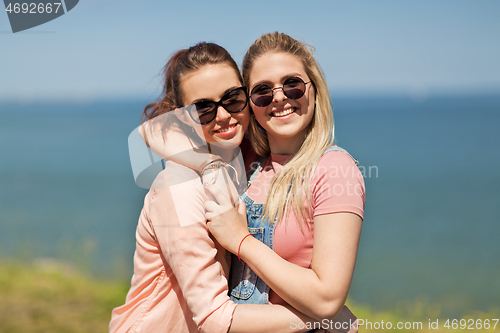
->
<box><xmin>323</xmin><ymin>146</ymin><xmax>359</xmax><ymax>166</ymax></box>
<box><xmin>246</xmin><ymin>155</ymin><xmax>267</xmax><ymax>188</ymax></box>
<box><xmin>246</xmin><ymin>147</ymin><xmax>359</xmax><ymax>190</ymax></box>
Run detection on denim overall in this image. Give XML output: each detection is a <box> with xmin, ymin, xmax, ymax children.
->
<box><xmin>228</xmin><ymin>146</ymin><xmax>358</xmax><ymax>309</ymax></box>
<box><xmin>228</xmin><ymin>154</ymin><xmax>273</xmax><ymax>304</ymax></box>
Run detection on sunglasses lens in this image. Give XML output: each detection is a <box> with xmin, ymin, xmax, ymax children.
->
<box><xmin>283</xmin><ymin>77</ymin><xmax>306</xmax><ymax>100</ymax></box>
<box><xmin>222</xmin><ymin>88</ymin><xmax>248</xmax><ymax>112</ymax></box>
<box><xmin>191</xmin><ymin>87</ymin><xmax>247</xmax><ymax>124</ymax></box>
<box><xmin>193</xmin><ymin>101</ymin><xmax>216</xmax><ymax>124</ymax></box>
<box><xmin>251</xmin><ymin>85</ymin><xmax>273</xmax><ymax>107</ymax></box>
<box><xmin>250</xmin><ymin>77</ymin><xmax>307</xmax><ymax>107</ymax></box>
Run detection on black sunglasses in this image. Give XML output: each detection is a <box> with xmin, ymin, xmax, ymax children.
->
<box><xmin>187</xmin><ymin>86</ymin><xmax>248</xmax><ymax>125</ymax></box>
<box><xmin>250</xmin><ymin>77</ymin><xmax>312</xmax><ymax>107</ymax></box>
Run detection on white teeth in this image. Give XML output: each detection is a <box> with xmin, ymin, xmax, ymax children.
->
<box><xmin>216</xmin><ymin>124</ymin><xmax>236</xmax><ymax>133</ymax></box>
<box><xmin>272</xmin><ymin>108</ymin><xmax>295</xmax><ymax>117</ymax></box>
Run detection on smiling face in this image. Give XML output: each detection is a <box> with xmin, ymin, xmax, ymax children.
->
<box><xmin>248</xmin><ymin>52</ymin><xmax>315</xmax><ymax>154</ymax></box>
<box><xmin>181</xmin><ymin>64</ymin><xmax>250</xmax><ymax>149</ymax></box>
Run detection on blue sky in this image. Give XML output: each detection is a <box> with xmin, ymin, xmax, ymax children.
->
<box><xmin>1</xmin><ymin>0</ymin><xmax>499</xmax><ymax>102</ymax></box>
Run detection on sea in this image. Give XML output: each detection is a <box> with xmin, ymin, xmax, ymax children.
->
<box><xmin>0</xmin><ymin>94</ymin><xmax>499</xmax><ymax>318</ymax></box>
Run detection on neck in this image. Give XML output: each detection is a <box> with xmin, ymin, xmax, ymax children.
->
<box><xmin>268</xmin><ymin>135</ymin><xmax>304</xmax><ymax>155</ymax></box>
<box><xmin>207</xmin><ymin>143</ymin><xmax>240</xmax><ymax>163</ymax></box>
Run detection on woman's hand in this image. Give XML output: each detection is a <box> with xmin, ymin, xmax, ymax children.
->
<box><xmin>204</xmin><ymin>184</ymin><xmax>248</xmax><ymax>254</ymax></box>
<box><xmin>139</xmin><ymin>111</ymin><xmax>216</xmax><ymax>171</ymax></box>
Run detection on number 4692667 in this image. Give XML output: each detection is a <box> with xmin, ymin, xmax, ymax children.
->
<box><xmin>5</xmin><ymin>3</ymin><xmax>62</xmax><ymax>14</ymax></box>
<box><xmin>444</xmin><ymin>319</ymin><xmax>498</xmax><ymax>330</ymax></box>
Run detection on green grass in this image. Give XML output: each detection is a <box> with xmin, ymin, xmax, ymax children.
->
<box><xmin>1</xmin><ymin>260</ymin><xmax>498</xmax><ymax>333</ymax></box>
<box><xmin>346</xmin><ymin>299</ymin><xmax>500</xmax><ymax>332</ymax></box>
<box><xmin>0</xmin><ymin>259</ymin><xmax>129</xmax><ymax>333</ymax></box>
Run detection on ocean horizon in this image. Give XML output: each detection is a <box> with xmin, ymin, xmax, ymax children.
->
<box><xmin>1</xmin><ymin>92</ymin><xmax>499</xmax><ymax>318</ymax></box>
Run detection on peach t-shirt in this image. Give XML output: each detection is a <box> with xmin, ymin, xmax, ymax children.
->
<box><xmin>110</xmin><ymin>162</ymin><xmax>236</xmax><ymax>333</ymax></box>
<box><xmin>246</xmin><ymin>150</ymin><xmax>366</xmax><ymax>305</ymax></box>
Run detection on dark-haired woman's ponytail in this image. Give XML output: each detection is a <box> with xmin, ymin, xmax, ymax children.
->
<box><xmin>142</xmin><ymin>49</ymin><xmax>187</xmax><ymax>121</ymax></box>
<box><xmin>142</xmin><ymin>42</ymin><xmax>241</xmax><ymax>122</ymax></box>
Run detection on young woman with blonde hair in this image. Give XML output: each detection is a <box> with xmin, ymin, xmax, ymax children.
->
<box><xmin>205</xmin><ymin>32</ymin><xmax>365</xmax><ymax>332</ymax></box>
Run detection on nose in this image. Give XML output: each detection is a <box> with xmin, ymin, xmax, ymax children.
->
<box><xmin>272</xmin><ymin>87</ymin><xmax>287</xmax><ymax>103</ymax></box>
<box><xmin>215</xmin><ymin>105</ymin><xmax>231</xmax><ymax>122</ymax></box>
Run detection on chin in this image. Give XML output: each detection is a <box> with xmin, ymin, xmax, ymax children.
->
<box><xmin>210</xmin><ymin>139</ymin><xmax>240</xmax><ymax>150</ymax></box>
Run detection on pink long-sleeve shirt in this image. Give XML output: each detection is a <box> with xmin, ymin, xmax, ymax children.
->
<box><xmin>110</xmin><ymin>162</ymin><xmax>236</xmax><ymax>333</ymax></box>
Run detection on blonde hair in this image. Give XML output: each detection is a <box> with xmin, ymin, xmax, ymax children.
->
<box><xmin>242</xmin><ymin>32</ymin><xmax>335</xmax><ymax>226</ymax></box>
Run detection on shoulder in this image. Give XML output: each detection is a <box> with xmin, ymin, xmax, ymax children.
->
<box><xmin>148</xmin><ymin>164</ymin><xmax>205</xmax><ymax>211</ymax></box>
<box><xmin>315</xmin><ymin>149</ymin><xmax>361</xmax><ymax>178</ymax></box>
<box><xmin>311</xmin><ymin>148</ymin><xmax>366</xmax><ymax>219</ymax></box>
<box><xmin>321</xmin><ymin>148</ymin><xmax>356</xmax><ymax>162</ymax></box>
<box><xmin>149</xmin><ymin>162</ymin><xmax>202</xmax><ymax>192</ymax></box>
<box><xmin>311</xmin><ymin>148</ymin><xmax>365</xmax><ymax>198</ymax></box>
<box><xmin>145</xmin><ymin>164</ymin><xmax>208</xmax><ymax>229</ymax></box>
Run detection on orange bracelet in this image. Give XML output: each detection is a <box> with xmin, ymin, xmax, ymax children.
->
<box><xmin>237</xmin><ymin>234</ymin><xmax>253</xmax><ymax>263</ymax></box>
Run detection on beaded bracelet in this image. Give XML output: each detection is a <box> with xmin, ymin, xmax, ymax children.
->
<box><xmin>237</xmin><ymin>234</ymin><xmax>253</xmax><ymax>263</ymax></box>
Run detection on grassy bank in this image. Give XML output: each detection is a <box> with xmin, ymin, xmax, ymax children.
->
<box><xmin>0</xmin><ymin>259</ymin><xmax>129</xmax><ymax>333</ymax></box>
<box><xmin>348</xmin><ymin>300</ymin><xmax>500</xmax><ymax>333</ymax></box>
<box><xmin>0</xmin><ymin>260</ymin><xmax>498</xmax><ymax>332</ymax></box>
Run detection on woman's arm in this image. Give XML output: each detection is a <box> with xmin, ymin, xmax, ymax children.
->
<box><xmin>239</xmin><ymin>213</ymin><xmax>362</xmax><ymax>321</ymax></box>
<box><xmin>139</xmin><ymin>113</ymin><xmax>213</xmax><ymax>170</ymax></box>
<box><xmin>205</xmin><ymin>185</ymin><xmax>362</xmax><ymax>322</ymax></box>
<box><xmin>140</xmin><ymin>115</ymin><xmax>246</xmax><ymax>200</ymax></box>
<box><xmin>150</xmin><ymin>166</ymin><xmax>323</xmax><ymax>333</ymax></box>
<box><xmin>231</xmin><ymin>303</ymin><xmax>358</xmax><ymax>333</ymax></box>
<box><xmin>230</xmin><ymin>304</ymin><xmax>321</xmax><ymax>333</ymax></box>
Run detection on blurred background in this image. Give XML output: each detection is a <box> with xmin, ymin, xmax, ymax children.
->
<box><xmin>1</xmin><ymin>0</ymin><xmax>499</xmax><ymax>331</ymax></box>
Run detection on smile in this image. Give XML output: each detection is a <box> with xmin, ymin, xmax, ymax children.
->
<box><xmin>214</xmin><ymin>123</ymin><xmax>238</xmax><ymax>133</ymax></box>
<box><xmin>271</xmin><ymin>107</ymin><xmax>296</xmax><ymax>117</ymax></box>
